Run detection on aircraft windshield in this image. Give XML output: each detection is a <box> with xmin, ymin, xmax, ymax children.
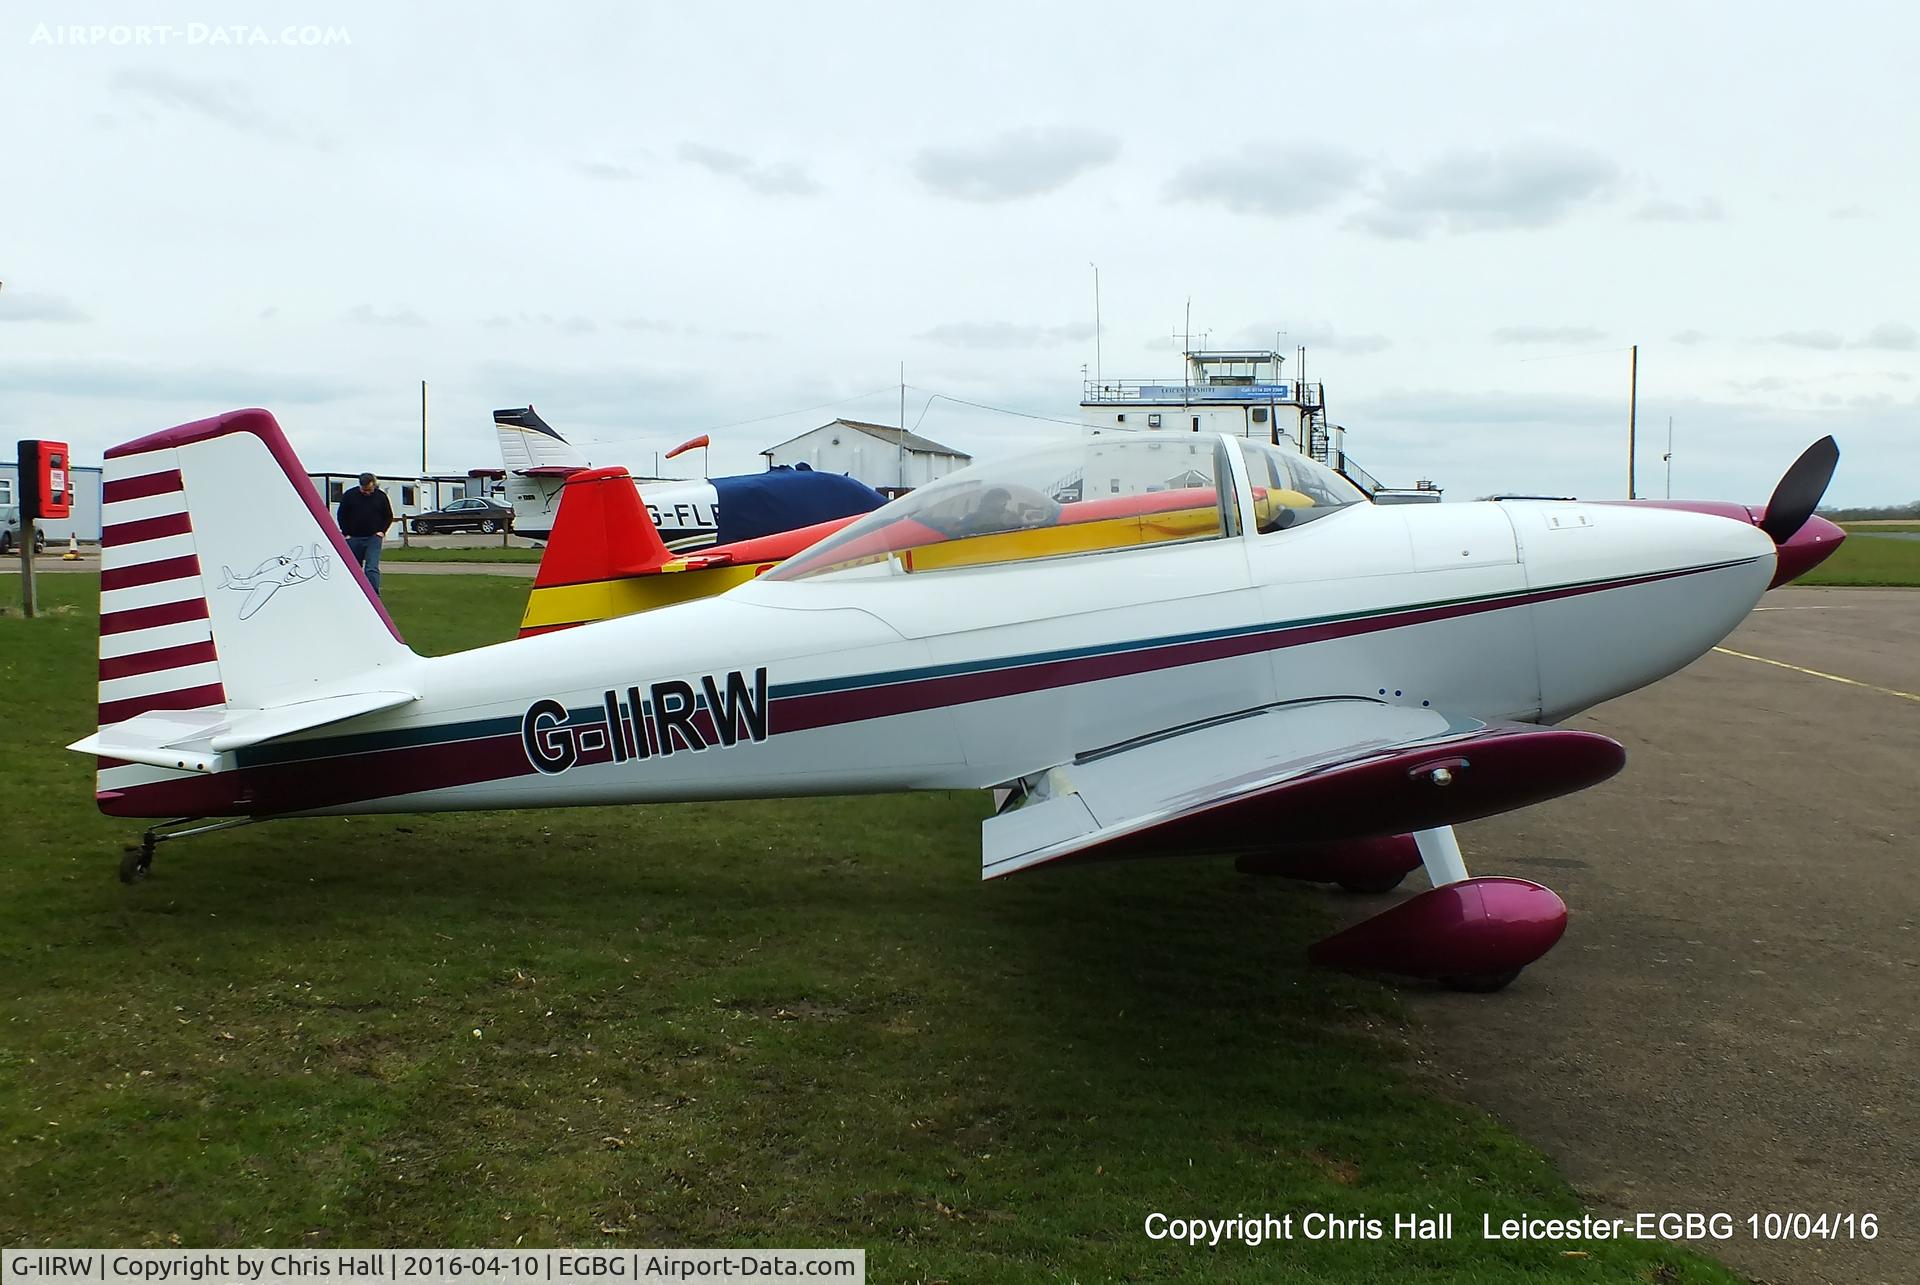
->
<box><xmin>1236</xmin><ymin>439</ymin><xmax>1368</xmax><ymax>532</ymax></box>
<box><xmin>768</xmin><ymin>436</ymin><xmax>1238</xmax><ymax>580</ymax></box>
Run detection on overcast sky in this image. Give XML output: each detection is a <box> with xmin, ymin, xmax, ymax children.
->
<box><xmin>4</xmin><ymin>1</ymin><xmax>1915</xmax><ymax>503</ymax></box>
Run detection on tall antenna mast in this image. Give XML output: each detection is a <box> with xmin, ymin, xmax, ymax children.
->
<box><xmin>1090</xmin><ymin>262</ymin><xmax>1102</xmax><ymax>390</ymax></box>
<box><xmin>1627</xmin><ymin>343</ymin><xmax>1639</xmax><ymax>499</ymax></box>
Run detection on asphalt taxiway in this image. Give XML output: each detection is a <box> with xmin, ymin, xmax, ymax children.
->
<box><xmin>1417</xmin><ymin>587</ymin><xmax>1917</xmax><ymax>1285</ymax></box>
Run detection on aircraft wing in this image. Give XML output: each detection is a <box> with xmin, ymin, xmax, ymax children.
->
<box><xmin>982</xmin><ymin>699</ymin><xmax>1623</xmax><ymax>879</ymax></box>
<box><xmin>70</xmin><ymin>690</ymin><xmax>418</xmax><ymax>774</ymax></box>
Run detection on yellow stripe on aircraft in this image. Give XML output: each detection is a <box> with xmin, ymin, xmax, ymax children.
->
<box><xmin>520</xmin><ymin>562</ymin><xmax>772</xmax><ymax>631</ymax></box>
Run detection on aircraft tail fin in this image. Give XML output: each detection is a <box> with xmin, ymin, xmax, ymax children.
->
<box><xmin>77</xmin><ymin>409</ymin><xmax>418</xmax><ymax>793</ymax></box>
<box><xmin>494</xmin><ymin>405</ymin><xmax>588</xmax><ymax>471</ymax></box>
<box><xmin>495</xmin><ymin>407</ymin><xmax>589</xmax><ymax>540</ymax></box>
<box><xmin>519</xmin><ymin>466</ymin><xmax>675</xmax><ymax>636</ymax></box>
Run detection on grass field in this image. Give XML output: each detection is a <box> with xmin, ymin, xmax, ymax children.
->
<box><xmin>1800</xmin><ymin>530</ymin><xmax>1920</xmax><ymax>587</ymax></box>
<box><xmin>0</xmin><ymin>574</ymin><xmax>1744</xmax><ymax>1282</ymax></box>
<box><xmin>382</xmin><ymin>546</ymin><xmax>543</xmax><ymax>563</ymax></box>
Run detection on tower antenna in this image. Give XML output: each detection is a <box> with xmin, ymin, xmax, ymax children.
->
<box><xmin>1090</xmin><ymin>262</ymin><xmax>1102</xmax><ymax>390</ymax></box>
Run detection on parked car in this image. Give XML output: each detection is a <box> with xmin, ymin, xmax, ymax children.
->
<box><xmin>0</xmin><ymin>505</ymin><xmax>48</xmax><ymax>555</ymax></box>
<box><xmin>408</xmin><ymin>497</ymin><xmax>515</xmax><ymax>535</ymax></box>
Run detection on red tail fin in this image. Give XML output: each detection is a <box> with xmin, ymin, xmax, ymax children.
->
<box><xmin>534</xmin><ymin>466</ymin><xmax>669</xmax><ymax>590</ymax></box>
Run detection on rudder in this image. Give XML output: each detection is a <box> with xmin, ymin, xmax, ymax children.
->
<box><xmin>97</xmin><ymin>408</ymin><xmax>413</xmax><ymax>733</ymax></box>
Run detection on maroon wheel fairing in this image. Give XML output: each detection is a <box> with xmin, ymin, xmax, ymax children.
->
<box><xmin>1308</xmin><ymin>876</ymin><xmax>1568</xmax><ymax>981</ymax></box>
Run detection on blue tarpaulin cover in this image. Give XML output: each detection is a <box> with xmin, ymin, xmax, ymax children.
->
<box><xmin>712</xmin><ymin>466</ymin><xmax>887</xmax><ymax>543</ymax></box>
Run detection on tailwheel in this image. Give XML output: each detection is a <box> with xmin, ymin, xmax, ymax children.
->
<box><xmin>114</xmin><ymin>816</ymin><xmax>262</xmax><ymax>884</ymax></box>
<box><xmin>120</xmin><ymin>835</ymin><xmax>156</xmax><ymax>884</ymax></box>
<box><xmin>1441</xmin><ymin>968</ymin><xmax>1523</xmax><ymax>994</ymax></box>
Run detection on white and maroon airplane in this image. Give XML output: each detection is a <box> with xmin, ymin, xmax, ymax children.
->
<box><xmin>71</xmin><ymin>409</ymin><xmax>1843</xmax><ymax>991</ymax></box>
<box><xmin>494</xmin><ymin>406</ymin><xmax>882</xmax><ymax>548</ymax></box>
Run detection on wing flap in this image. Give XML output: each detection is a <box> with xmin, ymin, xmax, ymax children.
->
<box><xmin>70</xmin><ymin>689</ymin><xmax>417</xmax><ymax>773</ymax></box>
<box><xmin>983</xmin><ymin>699</ymin><xmax>1623</xmax><ymax>878</ymax></box>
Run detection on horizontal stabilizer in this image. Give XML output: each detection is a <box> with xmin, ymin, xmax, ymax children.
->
<box><xmin>983</xmin><ymin>699</ymin><xmax>1624</xmax><ymax>878</ymax></box>
<box><xmin>71</xmin><ymin>689</ymin><xmax>417</xmax><ymax>774</ymax></box>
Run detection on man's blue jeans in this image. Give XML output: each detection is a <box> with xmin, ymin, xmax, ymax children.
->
<box><xmin>346</xmin><ymin>534</ymin><xmax>384</xmax><ymax>594</ymax></box>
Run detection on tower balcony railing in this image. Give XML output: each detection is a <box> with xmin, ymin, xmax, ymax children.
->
<box><xmin>1083</xmin><ymin>380</ymin><xmax>1322</xmax><ymax>407</ymax></box>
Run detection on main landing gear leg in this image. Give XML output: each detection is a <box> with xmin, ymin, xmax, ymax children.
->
<box><xmin>119</xmin><ymin>816</ymin><xmax>263</xmax><ymax>884</ymax></box>
<box><xmin>1307</xmin><ymin>824</ymin><xmax>1569</xmax><ymax>993</ymax></box>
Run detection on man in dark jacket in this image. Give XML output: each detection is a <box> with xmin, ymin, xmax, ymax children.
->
<box><xmin>336</xmin><ymin>472</ymin><xmax>394</xmax><ymax>594</ymax></box>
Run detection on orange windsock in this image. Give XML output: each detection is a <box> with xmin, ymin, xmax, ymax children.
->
<box><xmin>665</xmin><ymin>434</ymin><xmax>710</xmax><ymax>460</ymax></box>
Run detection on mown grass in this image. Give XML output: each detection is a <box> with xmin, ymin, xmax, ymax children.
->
<box><xmin>0</xmin><ymin>574</ymin><xmax>1743</xmax><ymax>1282</ymax></box>
<box><xmin>1800</xmin><ymin>531</ymin><xmax>1920</xmax><ymax>587</ymax></box>
<box><xmin>1836</xmin><ymin>521</ymin><xmax>1920</xmax><ymax>533</ymax></box>
<box><xmin>382</xmin><ymin>546</ymin><xmax>543</xmax><ymax>563</ymax></box>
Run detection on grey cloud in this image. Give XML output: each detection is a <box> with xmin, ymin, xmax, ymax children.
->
<box><xmin>1350</xmin><ymin>143</ymin><xmax>1619</xmax><ymax>238</ymax></box>
<box><xmin>1729</xmin><ymin>375</ymin><xmax>1798</xmax><ymax>393</ymax></box>
<box><xmin>1343</xmin><ymin>207</ymin><xmax>1429</xmax><ymax>240</ymax></box>
<box><xmin>1491</xmin><ymin>325</ymin><xmax>1607</xmax><ymax>345</ymax></box>
<box><xmin>0</xmin><ymin>291</ymin><xmax>89</xmax><ymax>322</ymax></box>
<box><xmin>1228</xmin><ymin>321</ymin><xmax>1389</xmax><ymax>354</ymax></box>
<box><xmin>112</xmin><ymin>67</ymin><xmax>315</xmax><ymax>146</ymax></box>
<box><xmin>1671</xmin><ymin>329</ymin><xmax>1710</xmax><ymax>345</ymax></box>
<box><xmin>1771</xmin><ymin>329</ymin><xmax>1844</xmax><ymax>350</ymax></box>
<box><xmin>475</xmin><ymin>360</ymin><xmax>706</xmax><ymax>422</ymax></box>
<box><xmin>911</xmin><ymin>128</ymin><xmax>1119</xmax><ymax>202</ymax></box>
<box><xmin>0</xmin><ymin>358</ymin><xmax>363</xmax><ymax>405</ymax></box>
<box><xmin>919</xmin><ymin>321</ymin><xmax>1094</xmax><ymax>349</ymax></box>
<box><xmin>1855</xmin><ymin>321</ymin><xmax>1916</xmax><ymax>351</ymax></box>
<box><xmin>1166</xmin><ymin>146</ymin><xmax>1368</xmax><ymax>217</ymax></box>
<box><xmin>612</xmin><ymin>317</ymin><xmax>771</xmax><ymax>341</ymax></box>
<box><xmin>1347</xmin><ymin>389</ymin><xmax>1621</xmax><ymax>427</ymax></box>
<box><xmin>576</xmin><ymin>160</ymin><xmax>647</xmax><ymax>182</ymax></box>
<box><xmin>345</xmin><ymin>304</ymin><xmax>427</xmax><ymax>327</ymax></box>
<box><xmin>1634</xmin><ymin>197</ymin><xmax>1726</xmax><ymax>223</ymax></box>
<box><xmin>484</xmin><ymin>312</ymin><xmax>601</xmax><ymax>334</ymax></box>
<box><xmin>677</xmin><ymin>143</ymin><xmax>820</xmax><ymax>196</ymax></box>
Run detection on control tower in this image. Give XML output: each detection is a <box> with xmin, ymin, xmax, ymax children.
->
<box><xmin>1080</xmin><ymin>348</ymin><xmax>1439</xmax><ymax>502</ymax></box>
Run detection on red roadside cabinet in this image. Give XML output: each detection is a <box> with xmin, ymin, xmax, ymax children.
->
<box><xmin>17</xmin><ymin>439</ymin><xmax>73</xmax><ymax>521</ymax></box>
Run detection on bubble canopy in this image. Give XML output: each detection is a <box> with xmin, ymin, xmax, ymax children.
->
<box><xmin>767</xmin><ymin>434</ymin><xmax>1366</xmax><ymax>582</ymax></box>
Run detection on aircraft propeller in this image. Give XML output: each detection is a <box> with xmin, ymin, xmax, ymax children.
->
<box><xmin>1757</xmin><ymin>436</ymin><xmax>1840</xmax><ymax>544</ymax></box>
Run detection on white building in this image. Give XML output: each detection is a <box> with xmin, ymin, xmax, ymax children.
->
<box><xmin>0</xmin><ymin>462</ymin><xmax>103</xmax><ymax>542</ymax></box>
<box><xmin>761</xmin><ymin>419</ymin><xmax>971</xmax><ymax>495</ymax></box>
<box><xmin>307</xmin><ymin>470</ymin><xmax>500</xmax><ymax>540</ymax></box>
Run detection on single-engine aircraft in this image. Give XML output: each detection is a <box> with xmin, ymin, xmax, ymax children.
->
<box><xmin>73</xmin><ymin>410</ymin><xmax>1844</xmax><ymax>991</ymax></box>
<box><xmin>495</xmin><ymin>406</ymin><xmax>884</xmax><ymax>547</ymax></box>
<box><xmin>518</xmin><ymin>464</ymin><xmax>864</xmax><ymax>635</ymax></box>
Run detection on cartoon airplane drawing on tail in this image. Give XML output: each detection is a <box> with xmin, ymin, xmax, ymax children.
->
<box><xmin>218</xmin><ymin>544</ymin><xmax>331</xmax><ymax>620</ymax></box>
<box><xmin>72</xmin><ymin>409</ymin><xmax>1844</xmax><ymax>992</ymax></box>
